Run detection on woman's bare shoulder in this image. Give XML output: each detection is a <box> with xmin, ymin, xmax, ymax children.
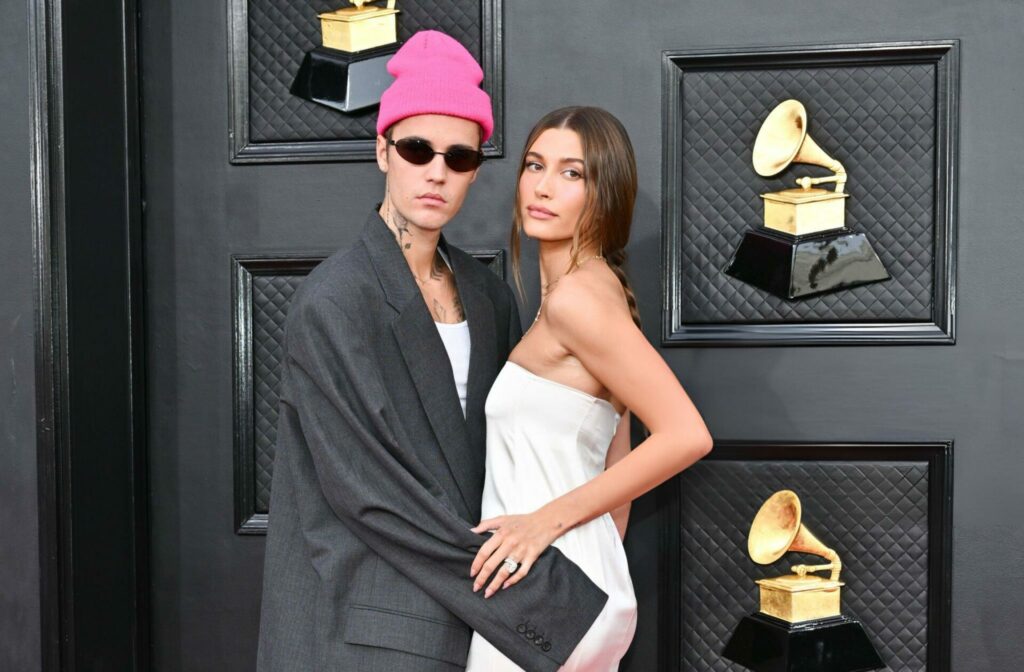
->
<box><xmin>544</xmin><ymin>261</ymin><xmax>631</xmax><ymax>338</ymax></box>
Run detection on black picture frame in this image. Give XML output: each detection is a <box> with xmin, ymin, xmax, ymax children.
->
<box><xmin>232</xmin><ymin>250</ymin><xmax>505</xmax><ymax>534</ymax></box>
<box><xmin>661</xmin><ymin>40</ymin><xmax>959</xmax><ymax>346</ymax></box>
<box><xmin>227</xmin><ymin>0</ymin><xmax>505</xmax><ymax>164</ymax></box>
<box><xmin>658</xmin><ymin>441</ymin><xmax>953</xmax><ymax>671</ymax></box>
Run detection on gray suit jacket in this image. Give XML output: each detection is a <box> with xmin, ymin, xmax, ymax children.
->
<box><xmin>256</xmin><ymin>213</ymin><xmax>607</xmax><ymax>671</ymax></box>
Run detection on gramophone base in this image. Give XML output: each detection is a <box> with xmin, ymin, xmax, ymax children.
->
<box><xmin>290</xmin><ymin>43</ymin><xmax>399</xmax><ymax>113</ymax></box>
<box><xmin>724</xmin><ymin>227</ymin><xmax>890</xmax><ymax>300</ymax></box>
<box><xmin>757</xmin><ymin>575</ymin><xmax>843</xmax><ymax>623</ymax></box>
<box><xmin>722</xmin><ymin>612</ymin><xmax>884</xmax><ymax>672</ymax></box>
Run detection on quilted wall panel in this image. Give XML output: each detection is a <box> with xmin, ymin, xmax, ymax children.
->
<box><xmin>661</xmin><ymin>41</ymin><xmax>958</xmax><ymax>344</ymax></box>
<box><xmin>675</xmin><ymin>456</ymin><xmax>936</xmax><ymax>672</ymax></box>
<box><xmin>679</xmin><ymin>64</ymin><xmax>934</xmax><ymax>323</ymax></box>
<box><xmin>235</xmin><ymin>251</ymin><xmax>505</xmax><ymax>532</ymax></box>
<box><xmin>252</xmin><ymin>274</ymin><xmax>306</xmax><ymax>512</ymax></box>
<box><xmin>247</xmin><ymin>0</ymin><xmax>482</xmax><ymax>143</ymax></box>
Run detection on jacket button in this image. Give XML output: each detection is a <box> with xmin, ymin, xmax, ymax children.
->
<box><xmin>526</xmin><ymin>629</ymin><xmax>536</xmax><ymax>640</ymax></box>
<box><xmin>534</xmin><ymin>637</ymin><xmax>544</xmax><ymax>647</ymax></box>
<box><xmin>542</xmin><ymin>642</ymin><xmax>552</xmax><ymax>652</ymax></box>
<box><xmin>516</xmin><ymin>623</ymin><xmax>527</xmax><ymax>634</ymax></box>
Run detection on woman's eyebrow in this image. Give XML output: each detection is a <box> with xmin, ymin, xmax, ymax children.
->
<box><xmin>526</xmin><ymin>151</ymin><xmax>584</xmax><ymax>164</ymax></box>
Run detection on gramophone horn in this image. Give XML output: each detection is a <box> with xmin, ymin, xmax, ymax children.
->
<box><xmin>747</xmin><ymin>490</ymin><xmax>842</xmax><ymax>581</ymax></box>
<box><xmin>752</xmin><ymin>100</ymin><xmax>847</xmax><ymax>192</ymax></box>
<box><xmin>752</xmin><ymin>100</ymin><xmax>808</xmax><ymax>177</ymax></box>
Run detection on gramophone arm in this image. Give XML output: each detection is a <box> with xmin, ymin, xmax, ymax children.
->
<box><xmin>790</xmin><ymin>549</ymin><xmax>843</xmax><ymax>583</ymax></box>
<box><xmin>795</xmin><ymin>160</ymin><xmax>848</xmax><ymax>194</ymax></box>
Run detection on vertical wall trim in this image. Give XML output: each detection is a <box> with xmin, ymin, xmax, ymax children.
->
<box><xmin>30</xmin><ymin>0</ymin><xmax>149</xmax><ymax>667</ymax></box>
<box><xmin>121</xmin><ymin>0</ymin><xmax>151</xmax><ymax>666</ymax></box>
<box><xmin>29</xmin><ymin>0</ymin><xmax>72</xmax><ymax>667</ymax></box>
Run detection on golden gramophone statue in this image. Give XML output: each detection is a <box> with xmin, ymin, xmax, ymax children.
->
<box><xmin>291</xmin><ymin>1</ymin><xmax>400</xmax><ymax>113</ymax></box>
<box><xmin>722</xmin><ymin>491</ymin><xmax>884</xmax><ymax>672</ymax></box>
<box><xmin>724</xmin><ymin>100</ymin><xmax>890</xmax><ymax>299</ymax></box>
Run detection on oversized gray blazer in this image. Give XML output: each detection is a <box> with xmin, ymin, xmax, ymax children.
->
<box><xmin>256</xmin><ymin>213</ymin><xmax>607</xmax><ymax>671</ymax></box>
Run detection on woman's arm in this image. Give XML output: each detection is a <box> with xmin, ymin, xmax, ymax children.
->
<box><xmin>471</xmin><ymin>270</ymin><xmax>712</xmax><ymax>595</ymax></box>
<box><xmin>605</xmin><ymin>411</ymin><xmax>633</xmax><ymax>540</ymax></box>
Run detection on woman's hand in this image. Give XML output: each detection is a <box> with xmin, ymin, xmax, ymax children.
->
<box><xmin>469</xmin><ymin>508</ymin><xmax>569</xmax><ymax>598</ymax></box>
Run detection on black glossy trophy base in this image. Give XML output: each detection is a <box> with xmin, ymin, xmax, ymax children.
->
<box><xmin>724</xmin><ymin>227</ymin><xmax>890</xmax><ymax>300</ymax></box>
<box><xmin>722</xmin><ymin>613</ymin><xmax>885</xmax><ymax>672</ymax></box>
<box><xmin>290</xmin><ymin>43</ymin><xmax>399</xmax><ymax>113</ymax></box>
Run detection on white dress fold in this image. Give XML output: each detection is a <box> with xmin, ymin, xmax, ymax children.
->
<box><xmin>465</xmin><ymin>362</ymin><xmax>637</xmax><ymax>672</ymax></box>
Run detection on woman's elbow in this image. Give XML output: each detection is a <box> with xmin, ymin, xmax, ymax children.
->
<box><xmin>689</xmin><ymin>427</ymin><xmax>713</xmax><ymax>461</ymax></box>
<box><xmin>665</xmin><ymin>426</ymin><xmax>712</xmax><ymax>470</ymax></box>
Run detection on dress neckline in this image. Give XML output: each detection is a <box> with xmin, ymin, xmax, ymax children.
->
<box><xmin>505</xmin><ymin>361</ymin><xmax>620</xmax><ymax>418</ymax></box>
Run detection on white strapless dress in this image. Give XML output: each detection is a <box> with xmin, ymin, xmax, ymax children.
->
<box><xmin>465</xmin><ymin>362</ymin><xmax>638</xmax><ymax>671</ymax></box>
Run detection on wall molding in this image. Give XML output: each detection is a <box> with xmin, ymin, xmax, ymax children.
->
<box><xmin>661</xmin><ymin>40</ymin><xmax>959</xmax><ymax>346</ymax></box>
<box><xmin>227</xmin><ymin>0</ymin><xmax>505</xmax><ymax>164</ymax></box>
<box><xmin>30</xmin><ymin>0</ymin><xmax>149</xmax><ymax>667</ymax></box>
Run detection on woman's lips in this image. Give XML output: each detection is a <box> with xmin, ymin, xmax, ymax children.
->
<box><xmin>526</xmin><ymin>204</ymin><xmax>556</xmax><ymax>219</ymax></box>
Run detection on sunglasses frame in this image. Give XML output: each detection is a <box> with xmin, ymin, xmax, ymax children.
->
<box><xmin>387</xmin><ymin>137</ymin><xmax>485</xmax><ymax>173</ymax></box>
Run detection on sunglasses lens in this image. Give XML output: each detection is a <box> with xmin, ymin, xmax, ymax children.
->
<box><xmin>392</xmin><ymin>138</ymin><xmax>483</xmax><ymax>172</ymax></box>
<box><xmin>445</xmin><ymin>148</ymin><xmax>483</xmax><ymax>172</ymax></box>
<box><xmin>394</xmin><ymin>138</ymin><xmax>435</xmax><ymax>165</ymax></box>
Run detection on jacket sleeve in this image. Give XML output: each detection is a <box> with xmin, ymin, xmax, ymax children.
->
<box><xmin>280</xmin><ymin>291</ymin><xmax>607</xmax><ymax>672</ymax></box>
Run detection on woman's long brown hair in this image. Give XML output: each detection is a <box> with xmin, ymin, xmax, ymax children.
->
<box><xmin>511</xmin><ymin>106</ymin><xmax>641</xmax><ymax>327</ymax></box>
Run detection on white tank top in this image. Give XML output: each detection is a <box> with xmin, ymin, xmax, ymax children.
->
<box><xmin>435</xmin><ymin>320</ymin><xmax>470</xmax><ymax>417</ymax></box>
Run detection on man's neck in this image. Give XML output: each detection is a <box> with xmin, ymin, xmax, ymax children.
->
<box><xmin>379</xmin><ymin>200</ymin><xmax>443</xmax><ymax>281</ymax></box>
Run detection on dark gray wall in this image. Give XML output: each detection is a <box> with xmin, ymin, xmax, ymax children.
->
<box><xmin>0</xmin><ymin>0</ymin><xmax>42</xmax><ymax>669</ymax></box>
<box><xmin>138</xmin><ymin>0</ymin><xmax>1024</xmax><ymax>670</ymax></box>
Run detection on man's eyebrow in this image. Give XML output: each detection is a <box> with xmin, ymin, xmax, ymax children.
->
<box><xmin>403</xmin><ymin>135</ymin><xmax>477</xmax><ymax>150</ymax></box>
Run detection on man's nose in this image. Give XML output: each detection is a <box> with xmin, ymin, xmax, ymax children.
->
<box><xmin>425</xmin><ymin>154</ymin><xmax>448</xmax><ymax>182</ymax></box>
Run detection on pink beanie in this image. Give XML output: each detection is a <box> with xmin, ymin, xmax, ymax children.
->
<box><xmin>376</xmin><ymin>30</ymin><xmax>493</xmax><ymax>141</ymax></box>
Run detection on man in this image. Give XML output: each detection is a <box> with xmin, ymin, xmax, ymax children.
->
<box><xmin>256</xmin><ymin>31</ymin><xmax>606</xmax><ymax>672</ymax></box>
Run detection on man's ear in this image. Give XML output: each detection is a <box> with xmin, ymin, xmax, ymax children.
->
<box><xmin>376</xmin><ymin>134</ymin><xmax>389</xmax><ymax>173</ymax></box>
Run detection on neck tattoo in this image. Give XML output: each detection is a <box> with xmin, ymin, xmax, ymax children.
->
<box><xmin>383</xmin><ymin>192</ymin><xmax>412</xmax><ymax>250</ymax></box>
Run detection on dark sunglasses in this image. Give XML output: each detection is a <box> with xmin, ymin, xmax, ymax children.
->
<box><xmin>388</xmin><ymin>137</ymin><xmax>484</xmax><ymax>173</ymax></box>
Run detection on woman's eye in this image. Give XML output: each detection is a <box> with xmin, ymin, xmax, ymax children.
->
<box><xmin>525</xmin><ymin>161</ymin><xmax>543</xmax><ymax>172</ymax></box>
<box><xmin>563</xmin><ymin>169</ymin><xmax>583</xmax><ymax>180</ymax></box>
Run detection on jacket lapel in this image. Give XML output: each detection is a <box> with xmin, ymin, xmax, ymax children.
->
<box><xmin>362</xmin><ymin>213</ymin><xmax>479</xmax><ymax>520</ymax></box>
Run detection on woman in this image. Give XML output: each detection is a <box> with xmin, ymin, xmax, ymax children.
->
<box><xmin>464</xmin><ymin>106</ymin><xmax>713</xmax><ymax>671</ymax></box>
